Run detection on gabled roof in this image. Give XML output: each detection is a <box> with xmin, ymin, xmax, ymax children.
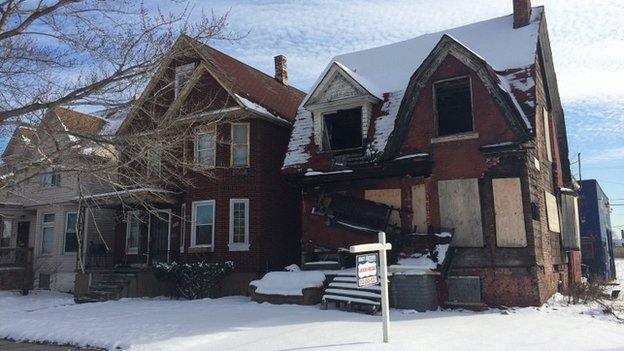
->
<box><xmin>120</xmin><ymin>35</ymin><xmax>304</xmax><ymax>133</ymax></box>
<box><xmin>285</xmin><ymin>7</ymin><xmax>544</xmax><ymax>171</ymax></box>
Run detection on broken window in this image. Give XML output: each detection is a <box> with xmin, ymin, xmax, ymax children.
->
<box><xmin>435</xmin><ymin>77</ymin><xmax>473</xmax><ymax>136</ymax></box>
<box><xmin>174</xmin><ymin>63</ymin><xmax>195</xmax><ymax>98</ymax></box>
<box><xmin>323</xmin><ymin>107</ymin><xmax>362</xmax><ymax>151</ymax></box>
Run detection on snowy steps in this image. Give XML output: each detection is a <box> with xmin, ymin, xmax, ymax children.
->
<box><xmin>75</xmin><ymin>272</ymin><xmax>136</xmax><ymax>304</ymax></box>
<box><xmin>321</xmin><ymin>274</ymin><xmax>382</xmax><ymax>314</ymax></box>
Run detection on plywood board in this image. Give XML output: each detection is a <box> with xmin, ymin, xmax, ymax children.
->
<box><xmin>437</xmin><ymin>179</ymin><xmax>483</xmax><ymax>247</ymax></box>
<box><xmin>560</xmin><ymin>194</ymin><xmax>580</xmax><ymax>249</ymax></box>
<box><xmin>492</xmin><ymin>178</ymin><xmax>527</xmax><ymax>247</ymax></box>
<box><xmin>411</xmin><ymin>184</ymin><xmax>427</xmax><ymax>232</ymax></box>
<box><xmin>365</xmin><ymin>189</ymin><xmax>401</xmax><ymax>226</ymax></box>
<box><xmin>545</xmin><ymin>191</ymin><xmax>561</xmax><ymax>233</ymax></box>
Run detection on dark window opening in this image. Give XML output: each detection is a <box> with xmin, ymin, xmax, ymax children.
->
<box><xmin>39</xmin><ymin>273</ymin><xmax>51</xmax><ymax>290</ymax></box>
<box><xmin>323</xmin><ymin>107</ymin><xmax>362</xmax><ymax>151</ymax></box>
<box><xmin>435</xmin><ymin>77</ymin><xmax>473</xmax><ymax>136</ymax></box>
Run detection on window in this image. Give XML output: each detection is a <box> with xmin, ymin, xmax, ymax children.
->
<box><xmin>435</xmin><ymin>77</ymin><xmax>473</xmax><ymax>136</ymax></box>
<box><xmin>543</xmin><ymin>107</ymin><xmax>553</xmax><ymax>162</ymax></box>
<box><xmin>545</xmin><ymin>191</ymin><xmax>560</xmax><ymax>233</ymax></box>
<box><xmin>323</xmin><ymin>107</ymin><xmax>362</xmax><ymax>151</ymax></box>
<box><xmin>437</xmin><ymin>179</ymin><xmax>483</xmax><ymax>247</ymax></box>
<box><xmin>195</xmin><ymin>129</ymin><xmax>216</xmax><ymax>167</ymax></box>
<box><xmin>1</xmin><ymin>219</ymin><xmax>12</xmax><ymax>247</ymax></box>
<box><xmin>191</xmin><ymin>200</ymin><xmax>215</xmax><ymax>248</ymax></box>
<box><xmin>126</xmin><ymin>211</ymin><xmax>141</xmax><ymax>254</ymax></box>
<box><xmin>492</xmin><ymin>178</ymin><xmax>527</xmax><ymax>247</ymax></box>
<box><xmin>229</xmin><ymin>199</ymin><xmax>249</xmax><ymax>251</ymax></box>
<box><xmin>231</xmin><ymin>123</ymin><xmax>249</xmax><ymax>166</ymax></box>
<box><xmin>64</xmin><ymin>212</ymin><xmax>78</xmax><ymax>253</ymax></box>
<box><xmin>41</xmin><ymin>213</ymin><xmax>55</xmax><ymax>254</ymax></box>
<box><xmin>38</xmin><ymin>273</ymin><xmax>51</xmax><ymax>290</ymax></box>
<box><xmin>174</xmin><ymin>63</ymin><xmax>195</xmax><ymax>98</ymax></box>
<box><xmin>42</xmin><ymin>170</ymin><xmax>61</xmax><ymax>188</ymax></box>
<box><xmin>147</xmin><ymin>147</ymin><xmax>162</xmax><ymax>177</ymax></box>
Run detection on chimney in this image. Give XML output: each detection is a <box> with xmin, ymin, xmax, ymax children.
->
<box><xmin>513</xmin><ymin>0</ymin><xmax>532</xmax><ymax>28</ymax></box>
<box><xmin>274</xmin><ymin>55</ymin><xmax>288</xmax><ymax>85</ymax></box>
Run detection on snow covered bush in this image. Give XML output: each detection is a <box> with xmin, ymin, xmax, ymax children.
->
<box><xmin>154</xmin><ymin>261</ymin><xmax>234</xmax><ymax>299</ymax></box>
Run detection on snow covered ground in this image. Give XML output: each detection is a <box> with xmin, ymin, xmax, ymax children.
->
<box><xmin>1</xmin><ymin>262</ymin><xmax>623</xmax><ymax>351</ymax></box>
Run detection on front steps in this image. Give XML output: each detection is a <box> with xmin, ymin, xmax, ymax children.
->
<box><xmin>75</xmin><ymin>272</ymin><xmax>137</xmax><ymax>304</ymax></box>
<box><xmin>321</xmin><ymin>273</ymin><xmax>382</xmax><ymax>314</ymax></box>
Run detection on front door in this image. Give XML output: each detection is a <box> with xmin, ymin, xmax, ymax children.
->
<box><xmin>149</xmin><ymin>210</ymin><xmax>171</xmax><ymax>265</ymax></box>
<box><xmin>17</xmin><ymin>221</ymin><xmax>30</xmax><ymax>248</ymax></box>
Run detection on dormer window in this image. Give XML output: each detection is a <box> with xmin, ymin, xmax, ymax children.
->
<box><xmin>435</xmin><ymin>77</ymin><xmax>473</xmax><ymax>136</ymax></box>
<box><xmin>323</xmin><ymin>107</ymin><xmax>362</xmax><ymax>151</ymax></box>
<box><xmin>174</xmin><ymin>63</ymin><xmax>195</xmax><ymax>98</ymax></box>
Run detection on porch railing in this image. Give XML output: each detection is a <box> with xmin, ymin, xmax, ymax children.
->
<box><xmin>0</xmin><ymin>247</ymin><xmax>33</xmax><ymax>269</ymax></box>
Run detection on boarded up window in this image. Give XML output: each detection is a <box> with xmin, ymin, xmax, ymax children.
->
<box><xmin>364</xmin><ymin>189</ymin><xmax>401</xmax><ymax>227</ymax></box>
<box><xmin>560</xmin><ymin>194</ymin><xmax>581</xmax><ymax>250</ymax></box>
<box><xmin>493</xmin><ymin>178</ymin><xmax>527</xmax><ymax>247</ymax></box>
<box><xmin>438</xmin><ymin>179</ymin><xmax>483</xmax><ymax>247</ymax></box>
<box><xmin>545</xmin><ymin>191</ymin><xmax>561</xmax><ymax>233</ymax></box>
<box><xmin>411</xmin><ymin>184</ymin><xmax>427</xmax><ymax>232</ymax></box>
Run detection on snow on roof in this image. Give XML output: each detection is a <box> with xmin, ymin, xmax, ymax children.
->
<box><xmin>92</xmin><ymin>105</ymin><xmax>131</xmax><ymax>136</ymax></box>
<box><xmin>370</xmin><ymin>90</ymin><xmax>404</xmax><ymax>155</ymax></box>
<box><xmin>234</xmin><ymin>94</ymin><xmax>290</xmax><ymax>126</ymax></box>
<box><xmin>312</xmin><ymin>8</ymin><xmax>542</xmax><ymax>98</ymax></box>
<box><xmin>282</xmin><ymin>109</ymin><xmax>313</xmax><ymax>168</ymax></box>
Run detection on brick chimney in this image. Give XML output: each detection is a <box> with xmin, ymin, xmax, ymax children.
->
<box><xmin>274</xmin><ymin>55</ymin><xmax>288</xmax><ymax>85</ymax></box>
<box><xmin>513</xmin><ymin>0</ymin><xmax>532</xmax><ymax>28</ymax></box>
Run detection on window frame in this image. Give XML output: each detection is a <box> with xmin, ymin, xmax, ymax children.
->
<box><xmin>1</xmin><ymin>218</ymin><xmax>12</xmax><ymax>247</ymax></box>
<box><xmin>228</xmin><ymin>198</ymin><xmax>250</xmax><ymax>251</ymax></box>
<box><xmin>125</xmin><ymin>210</ymin><xmax>141</xmax><ymax>255</ymax></box>
<box><xmin>41</xmin><ymin>213</ymin><xmax>55</xmax><ymax>255</ymax></box>
<box><xmin>321</xmin><ymin>107</ymin><xmax>364</xmax><ymax>152</ymax></box>
<box><xmin>174</xmin><ymin>62</ymin><xmax>195</xmax><ymax>99</ymax></box>
<box><xmin>63</xmin><ymin>212</ymin><xmax>78</xmax><ymax>254</ymax></box>
<box><xmin>190</xmin><ymin>200</ymin><xmax>215</xmax><ymax>249</ymax></box>
<box><xmin>230</xmin><ymin>123</ymin><xmax>250</xmax><ymax>167</ymax></box>
<box><xmin>194</xmin><ymin>128</ymin><xmax>216</xmax><ymax>168</ymax></box>
<box><xmin>42</xmin><ymin>169</ymin><xmax>61</xmax><ymax>188</ymax></box>
<box><xmin>433</xmin><ymin>75</ymin><xmax>475</xmax><ymax>138</ymax></box>
<box><xmin>180</xmin><ymin>203</ymin><xmax>186</xmax><ymax>253</ymax></box>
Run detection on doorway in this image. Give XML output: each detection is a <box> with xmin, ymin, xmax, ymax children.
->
<box><xmin>148</xmin><ymin>210</ymin><xmax>171</xmax><ymax>265</ymax></box>
<box><xmin>17</xmin><ymin>221</ymin><xmax>30</xmax><ymax>248</ymax></box>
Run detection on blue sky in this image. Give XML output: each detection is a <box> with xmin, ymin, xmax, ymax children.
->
<box><xmin>4</xmin><ymin>0</ymin><xmax>624</xmax><ymax>234</ymax></box>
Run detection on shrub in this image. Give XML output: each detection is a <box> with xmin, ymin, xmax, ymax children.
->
<box><xmin>154</xmin><ymin>261</ymin><xmax>234</xmax><ymax>299</ymax></box>
<box><xmin>564</xmin><ymin>281</ymin><xmax>607</xmax><ymax>305</ymax></box>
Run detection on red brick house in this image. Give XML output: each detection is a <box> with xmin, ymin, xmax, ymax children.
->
<box><xmin>75</xmin><ymin>36</ymin><xmax>303</xmax><ymax>300</ymax></box>
<box><xmin>282</xmin><ymin>1</ymin><xmax>581</xmax><ymax>307</ymax></box>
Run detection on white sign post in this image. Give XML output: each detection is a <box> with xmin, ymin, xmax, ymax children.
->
<box><xmin>349</xmin><ymin>231</ymin><xmax>392</xmax><ymax>343</ymax></box>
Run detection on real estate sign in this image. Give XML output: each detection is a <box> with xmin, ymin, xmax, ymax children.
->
<box><xmin>356</xmin><ymin>253</ymin><xmax>378</xmax><ymax>287</ymax></box>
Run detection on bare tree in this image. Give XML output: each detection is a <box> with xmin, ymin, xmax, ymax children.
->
<box><xmin>0</xmin><ymin>1</ymin><xmax>251</xmax><ymax>273</ymax></box>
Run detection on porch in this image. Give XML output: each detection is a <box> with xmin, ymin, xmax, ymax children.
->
<box><xmin>0</xmin><ymin>247</ymin><xmax>34</xmax><ymax>291</ymax></box>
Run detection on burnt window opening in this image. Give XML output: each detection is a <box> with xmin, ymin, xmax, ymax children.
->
<box><xmin>323</xmin><ymin>107</ymin><xmax>362</xmax><ymax>151</ymax></box>
<box><xmin>435</xmin><ymin>77</ymin><xmax>473</xmax><ymax>136</ymax></box>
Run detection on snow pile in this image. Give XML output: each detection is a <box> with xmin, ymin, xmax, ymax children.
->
<box><xmin>0</xmin><ymin>290</ymin><xmax>74</xmax><ymax>314</ymax></box>
<box><xmin>250</xmin><ymin>271</ymin><xmax>326</xmax><ymax>296</ymax></box>
<box><xmin>282</xmin><ymin>109</ymin><xmax>314</xmax><ymax>168</ymax></box>
<box><xmin>395</xmin><ymin>233</ymin><xmax>452</xmax><ymax>272</ymax></box>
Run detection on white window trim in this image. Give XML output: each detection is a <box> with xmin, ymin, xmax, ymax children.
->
<box><xmin>42</xmin><ymin>169</ymin><xmax>60</xmax><ymax>188</ymax></box>
<box><xmin>230</xmin><ymin>123</ymin><xmax>250</xmax><ymax>167</ymax></box>
<box><xmin>174</xmin><ymin>63</ymin><xmax>195</xmax><ymax>98</ymax></box>
<box><xmin>190</xmin><ymin>200</ymin><xmax>215</xmax><ymax>250</ymax></box>
<box><xmin>63</xmin><ymin>212</ymin><xmax>78</xmax><ymax>255</ymax></box>
<box><xmin>194</xmin><ymin>129</ymin><xmax>216</xmax><ymax>168</ymax></box>
<box><xmin>180</xmin><ymin>203</ymin><xmax>186</xmax><ymax>253</ymax></box>
<box><xmin>125</xmin><ymin>211</ymin><xmax>141</xmax><ymax>255</ymax></box>
<box><xmin>41</xmin><ymin>213</ymin><xmax>55</xmax><ymax>255</ymax></box>
<box><xmin>543</xmin><ymin>106</ymin><xmax>553</xmax><ymax>162</ymax></box>
<box><xmin>229</xmin><ymin>198</ymin><xmax>250</xmax><ymax>251</ymax></box>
